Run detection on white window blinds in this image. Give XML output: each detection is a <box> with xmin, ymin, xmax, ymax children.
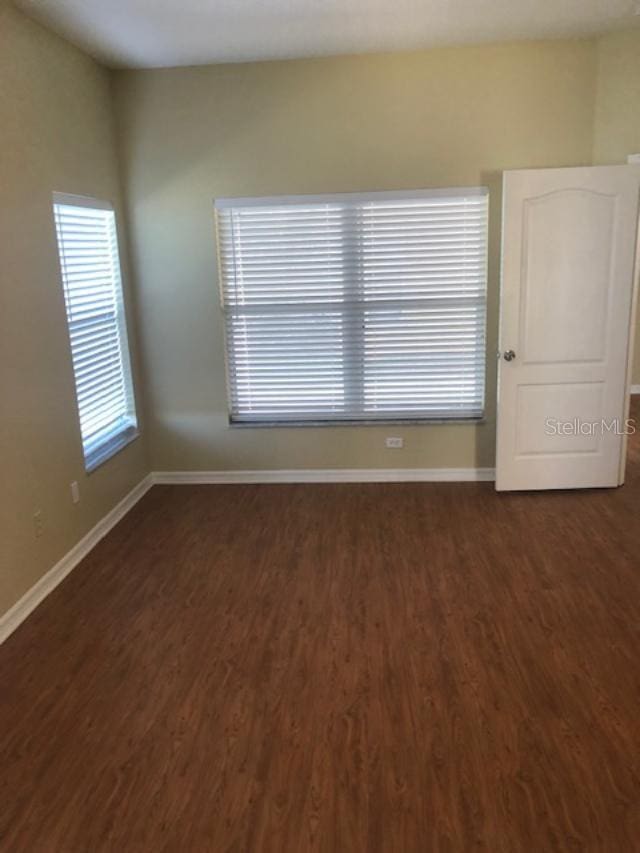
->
<box><xmin>215</xmin><ymin>188</ymin><xmax>488</xmax><ymax>424</ymax></box>
<box><xmin>53</xmin><ymin>194</ymin><xmax>137</xmax><ymax>470</ymax></box>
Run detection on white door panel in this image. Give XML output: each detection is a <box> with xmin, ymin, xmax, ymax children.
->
<box><xmin>496</xmin><ymin>166</ymin><xmax>640</xmax><ymax>491</ymax></box>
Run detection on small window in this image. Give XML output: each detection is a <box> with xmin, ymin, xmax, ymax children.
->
<box><xmin>53</xmin><ymin>193</ymin><xmax>138</xmax><ymax>471</ymax></box>
<box><xmin>215</xmin><ymin>188</ymin><xmax>488</xmax><ymax>425</ymax></box>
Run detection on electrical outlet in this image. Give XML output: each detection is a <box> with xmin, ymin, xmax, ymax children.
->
<box><xmin>70</xmin><ymin>481</ymin><xmax>80</xmax><ymax>504</ymax></box>
<box><xmin>627</xmin><ymin>154</ymin><xmax>640</xmax><ymax>164</ymax></box>
<box><xmin>33</xmin><ymin>510</ymin><xmax>44</xmax><ymax>538</ymax></box>
<box><xmin>385</xmin><ymin>436</ymin><xmax>404</xmax><ymax>449</ymax></box>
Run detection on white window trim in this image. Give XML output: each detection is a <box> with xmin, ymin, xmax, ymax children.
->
<box><xmin>53</xmin><ymin>192</ymin><xmax>139</xmax><ymax>472</ymax></box>
<box><xmin>52</xmin><ymin>192</ymin><xmax>114</xmax><ymax>211</ymax></box>
<box><xmin>215</xmin><ymin>186</ymin><xmax>488</xmax><ymax>209</ymax></box>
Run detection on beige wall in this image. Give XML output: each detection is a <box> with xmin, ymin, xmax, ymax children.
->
<box><xmin>114</xmin><ymin>40</ymin><xmax>597</xmax><ymax>472</ymax></box>
<box><xmin>593</xmin><ymin>29</ymin><xmax>640</xmax><ymax>385</ymax></box>
<box><xmin>0</xmin><ymin>3</ymin><xmax>149</xmax><ymax>617</ymax></box>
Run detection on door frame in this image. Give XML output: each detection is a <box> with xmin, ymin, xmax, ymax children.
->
<box><xmin>619</xmin><ymin>207</ymin><xmax>640</xmax><ymax>484</ymax></box>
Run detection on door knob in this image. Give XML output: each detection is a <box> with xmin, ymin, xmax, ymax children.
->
<box><xmin>503</xmin><ymin>350</ymin><xmax>516</xmax><ymax>362</ymax></box>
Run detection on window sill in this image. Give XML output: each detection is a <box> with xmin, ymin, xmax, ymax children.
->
<box><xmin>85</xmin><ymin>426</ymin><xmax>140</xmax><ymax>473</ymax></box>
<box><xmin>228</xmin><ymin>416</ymin><xmax>486</xmax><ymax>429</ymax></box>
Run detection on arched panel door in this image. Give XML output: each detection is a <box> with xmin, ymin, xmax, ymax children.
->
<box><xmin>496</xmin><ymin>166</ymin><xmax>640</xmax><ymax>491</ymax></box>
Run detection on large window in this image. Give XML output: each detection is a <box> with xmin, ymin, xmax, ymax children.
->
<box><xmin>53</xmin><ymin>193</ymin><xmax>138</xmax><ymax>471</ymax></box>
<box><xmin>215</xmin><ymin>188</ymin><xmax>488</xmax><ymax>425</ymax></box>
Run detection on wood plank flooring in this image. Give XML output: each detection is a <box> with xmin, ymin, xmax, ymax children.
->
<box><xmin>1</xmin><ymin>403</ymin><xmax>639</xmax><ymax>850</ymax></box>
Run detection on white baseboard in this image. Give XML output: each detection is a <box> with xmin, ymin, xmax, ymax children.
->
<box><xmin>153</xmin><ymin>468</ymin><xmax>495</xmax><ymax>484</ymax></box>
<box><xmin>631</xmin><ymin>385</ymin><xmax>640</xmax><ymax>395</ymax></box>
<box><xmin>0</xmin><ymin>474</ymin><xmax>154</xmax><ymax>645</ymax></box>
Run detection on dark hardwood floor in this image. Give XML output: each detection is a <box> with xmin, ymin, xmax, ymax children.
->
<box><xmin>1</xmin><ymin>402</ymin><xmax>639</xmax><ymax>851</ymax></box>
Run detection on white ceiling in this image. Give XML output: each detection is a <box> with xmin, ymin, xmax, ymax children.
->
<box><xmin>16</xmin><ymin>0</ymin><xmax>640</xmax><ymax>69</ymax></box>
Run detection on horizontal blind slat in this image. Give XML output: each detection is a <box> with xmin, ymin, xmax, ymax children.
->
<box><xmin>54</xmin><ymin>200</ymin><xmax>136</xmax><ymax>462</ymax></box>
<box><xmin>216</xmin><ymin>189</ymin><xmax>487</xmax><ymax>423</ymax></box>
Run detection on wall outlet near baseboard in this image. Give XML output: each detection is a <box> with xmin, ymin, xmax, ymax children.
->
<box><xmin>385</xmin><ymin>437</ymin><xmax>404</xmax><ymax>449</ymax></box>
<box><xmin>33</xmin><ymin>510</ymin><xmax>44</xmax><ymax>538</ymax></box>
<box><xmin>627</xmin><ymin>154</ymin><xmax>640</xmax><ymax>164</ymax></box>
<box><xmin>70</xmin><ymin>481</ymin><xmax>80</xmax><ymax>504</ymax></box>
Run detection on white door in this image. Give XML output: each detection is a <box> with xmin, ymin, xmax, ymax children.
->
<box><xmin>496</xmin><ymin>165</ymin><xmax>640</xmax><ymax>491</ymax></box>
